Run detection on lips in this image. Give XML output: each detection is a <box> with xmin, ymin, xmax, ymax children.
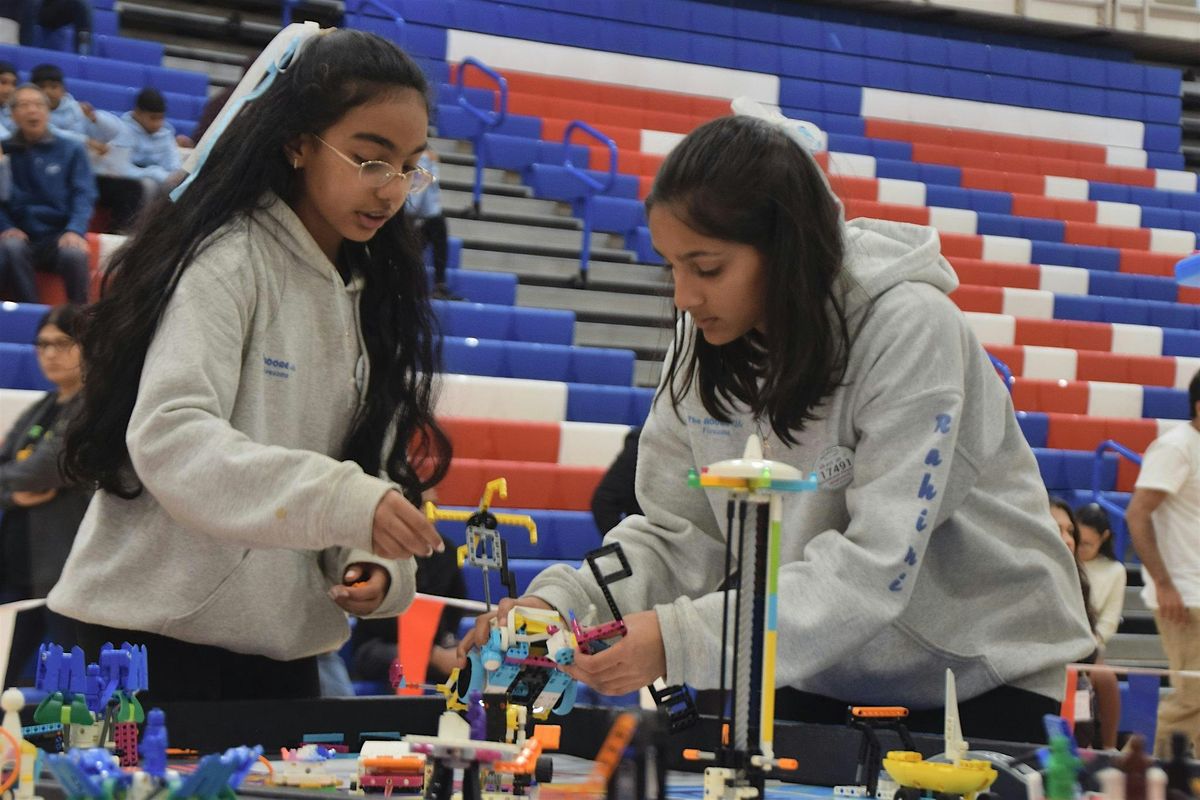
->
<box><xmin>356</xmin><ymin>211</ymin><xmax>392</xmax><ymax>230</ymax></box>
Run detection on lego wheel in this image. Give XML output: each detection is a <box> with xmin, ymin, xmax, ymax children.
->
<box><xmin>535</xmin><ymin>755</ymin><xmax>554</xmax><ymax>784</ymax></box>
<box><xmin>894</xmin><ymin>788</ymin><xmax>923</xmax><ymax>800</ymax></box>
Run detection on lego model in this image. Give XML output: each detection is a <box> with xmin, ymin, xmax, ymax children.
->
<box><xmin>880</xmin><ymin>671</ymin><xmax>999</xmax><ymax>800</ymax></box>
<box><xmin>681</xmin><ymin>435</ymin><xmax>817</xmax><ymax>800</ymax></box>
<box><xmin>273</xmin><ymin>744</ymin><xmax>342</xmax><ymax>789</ymax></box>
<box><xmin>425</xmin><ymin>478</ymin><xmax>538</xmax><ymax>612</ymax></box>
<box><xmin>42</xmin><ymin>708</ymin><xmax>263</xmax><ymax>800</ymax></box>
<box><xmin>353</xmin><ymin>740</ymin><xmax>429</xmax><ymax>795</ymax></box>
<box><xmin>834</xmin><ymin>706</ymin><xmax>916</xmax><ymax>799</ymax></box>
<box><xmin>33</xmin><ymin>643</ymin><xmax>148</xmax><ymax>758</ymax></box>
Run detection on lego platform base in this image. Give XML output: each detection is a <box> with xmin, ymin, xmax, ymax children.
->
<box><xmin>14</xmin><ymin>696</ymin><xmax>1146</xmax><ymax>800</ymax></box>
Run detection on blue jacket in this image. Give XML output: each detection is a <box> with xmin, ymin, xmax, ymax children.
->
<box><xmin>0</xmin><ymin>132</ymin><xmax>96</xmax><ymax>240</ymax></box>
<box><xmin>50</xmin><ymin>93</ymin><xmax>122</xmax><ymax>143</ymax></box>
<box><xmin>113</xmin><ymin>111</ymin><xmax>180</xmax><ymax>183</ymax></box>
<box><xmin>404</xmin><ymin>153</ymin><xmax>441</xmax><ymax>220</ymax></box>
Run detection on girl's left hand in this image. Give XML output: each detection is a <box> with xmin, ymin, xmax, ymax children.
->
<box><xmin>329</xmin><ymin>562</ymin><xmax>391</xmax><ymax>616</ymax></box>
<box><xmin>561</xmin><ymin>610</ymin><xmax>667</xmax><ymax>695</ymax></box>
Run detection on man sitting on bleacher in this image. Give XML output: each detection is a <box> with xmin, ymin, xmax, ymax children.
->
<box><xmin>0</xmin><ymin>83</ymin><xmax>93</xmax><ymax>303</ymax></box>
<box><xmin>31</xmin><ymin>62</ymin><xmax>117</xmax><ymax>156</ymax></box>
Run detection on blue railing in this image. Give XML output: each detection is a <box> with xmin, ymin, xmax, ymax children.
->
<box><xmin>562</xmin><ymin>121</ymin><xmax>617</xmax><ymax>285</ymax></box>
<box><xmin>286</xmin><ymin>0</ymin><xmax>406</xmax><ymax>40</ymax></box>
<box><xmin>1091</xmin><ymin>439</ymin><xmax>1142</xmax><ymax>561</ymax></box>
<box><xmin>455</xmin><ymin>57</ymin><xmax>508</xmax><ymax>214</ymax></box>
<box><xmin>988</xmin><ymin>353</ymin><xmax>1014</xmax><ymax>394</ymax></box>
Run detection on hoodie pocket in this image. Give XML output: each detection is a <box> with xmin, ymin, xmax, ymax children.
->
<box><xmin>160</xmin><ymin>549</ymin><xmax>253</xmax><ymax>637</ymax></box>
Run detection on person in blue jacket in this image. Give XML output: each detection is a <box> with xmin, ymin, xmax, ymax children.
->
<box><xmin>0</xmin><ymin>84</ymin><xmax>95</xmax><ymax>303</ymax></box>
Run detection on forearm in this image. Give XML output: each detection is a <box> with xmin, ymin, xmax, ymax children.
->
<box><xmin>1128</xmin><ymin>511</ymin><xmax>1174</xmax><ymax>590</ymax></box>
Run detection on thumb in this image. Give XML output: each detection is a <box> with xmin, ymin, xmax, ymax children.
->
<box><xmin>342</xmin><ymin>564</ymin><xmax>363</xmax><ymax>584</ymax></box>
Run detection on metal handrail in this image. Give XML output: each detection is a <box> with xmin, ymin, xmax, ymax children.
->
<box><xmin>1091</xmin><ymin>439</ymin><xmax>1143</xmax><ymax>561</ymax></box>
<box><xmin>562</xmin><ymin>120</ymin><xmax>618</xmax><ymax>285</ymax></box>
<box><xmin>455</xmin><ymin>57</ymin><xmax>508</xmax><ymax>214</ymax></box>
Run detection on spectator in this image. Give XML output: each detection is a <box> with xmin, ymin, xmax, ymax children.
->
<box><xmin>0</xmin><ymin>304</ymin><xmax>91</xmax><ymax>681</ymax></box>
<box><xmin>30</xmin><ymin>62</ymin><xmax>119</xmax><ymax>156</ymax></box>
<box><xmin>1074</xmin><ymin>502</ymin><xmax>1127</xmax><ymax>649</ymax></box>
<box><xmin>1127</xmin><ymin>371</ymin><xmax>1200</xmax><ymax>756</ymax></box>
<box><xmin>0</xmin><ymin>61</ymin><xmax>17</xmax><ymax>134</ymax></box>
<box><xmin>97</xmin><ymin>87</ymin><xmax>178</xmax><ymax>231</ymax></box>
<box><xmin>17</xmin><ymin>0</ymin><xmax>91</xmax><ymax>54</ymax></box>
<box><xmin>0</xmin><ymin>84</ymin><xmax>94</xmax><ymax>303</ymax></box>
<box><xmin>406</xmin><ymin>148</ymin><xmax>455</xmax><ymax>299</ymax></box>
<box><xmin>591</xmin><ymin>426</ymin><xmax>642</xmax><ymax>535</ymax></box>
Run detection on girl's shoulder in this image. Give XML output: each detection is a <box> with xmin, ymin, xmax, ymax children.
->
<box><xmin>1085</xmin><ymin>556</ymin><xmax>1128</xmax><ymax>580</ymax></box>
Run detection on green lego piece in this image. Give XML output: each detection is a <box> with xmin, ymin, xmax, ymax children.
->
<box><xmin>1045</xmin><ymin>734</ymin><xmax>1083</xmax><ymax>800</ymax></box>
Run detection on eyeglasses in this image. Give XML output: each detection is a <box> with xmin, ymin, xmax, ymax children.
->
<box><xmin>33</xmin><ymin>337</ymin><xmax>76</xmax><ymax>354</ymax></box>
<box><xmin>314</xmin><ymin>136</ymin><xmax>435</xmax><ymax>193</ymax></box>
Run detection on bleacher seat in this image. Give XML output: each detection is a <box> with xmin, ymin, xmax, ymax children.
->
<box><xmin>0</xmin><ymin>344</ymin><xmax>52</xmax><ymax>391</ymax></box>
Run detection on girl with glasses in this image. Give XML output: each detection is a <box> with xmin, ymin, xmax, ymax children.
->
<box><xmin>53</xmin><ymin>29</ymin><xmax>449</xmax><ymax>701</ymax></box>
<box><xmin>0</xmin><ymin>304</ymin><xmax>90</xmax><ymax>682</ymax></box>
<box><xmin>463</xmin><ymin>112</ymin><xmax>1095</xmax><ymax>744</ymax></box>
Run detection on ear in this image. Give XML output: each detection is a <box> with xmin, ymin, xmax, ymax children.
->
<box><xmin>284</xmin><ymin>134</ymin><xmax>310</xmax><ymax>169</ymax></box>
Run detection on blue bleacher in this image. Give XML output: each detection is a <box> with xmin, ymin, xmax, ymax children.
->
<box><xmin>566</xmin><ymin>382</ymin><xmax>654</xmax><ymax>426</ymax></box>
<box><xmin>0</xmin><ymin>344</ymin><xmax>52</xmax><ymax>391</ymax></box>
<box><xmin>92</xmin><ymin>35</ymin><xmax>165</xmax><ymax>67</ymax></box>
<box><xmin>441</xmin><ymin>336</ymin><xmax>635</xmax><ymax>386</ymax></box>
<box><xmin>428</xmin><ymin>266</ymin><xmax>517</xmax><ymax>306</ymax></box>
<box><xmin>433</xmin><ymin>300</ymin><xmax>574</xmax><ymax>345</ymax></box>
<box><xmin>0</xmin><ymin>303</ymin><xmax>47</xmax><ymax>344</ymax></box>
<box><xmin>1035</xmin><ymin>447</ymin><xmax>1118</xmax><ymax>491</ymax></box>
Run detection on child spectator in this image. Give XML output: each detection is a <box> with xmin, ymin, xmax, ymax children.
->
<box><xmin>97</xmin><ymin>87</ymin><xmax>179</xmax><ymax>230</ymax></box>
<box><xmin>1074</xmin><ymin>502</ymin><xmax>1127</xmax><ymax>649</ymax></box>
<box><xmin>405</xmin><ymin>148</ymin><xmax>454</xmax><ymax>299</ymax></box>
<box><xmin>0</xmin><ymin>84</ymin><xmax>94</xmax><ymax>303</ymax></box>
<box><xmin>31</xmin><ymin>62</ymin><xmax>119</xmax><ymax>155</ymax></box>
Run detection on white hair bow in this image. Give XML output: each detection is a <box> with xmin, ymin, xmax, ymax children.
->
<box><xmin>730</xmin><ymin>96</ymin><xmax>827</xmax><ymax>155</ymax></box>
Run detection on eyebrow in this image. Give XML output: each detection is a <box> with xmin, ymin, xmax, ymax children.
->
<box><xmin>350</xmin><ymin>133</ymin><xmax>428</xmax><ymax>158</ymax></box>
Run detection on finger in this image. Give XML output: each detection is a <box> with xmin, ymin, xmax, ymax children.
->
<box><xmin>342</xmin><ymin>564</ymin><xmax>363</xmax><ymax>584</ymax></box>
<box><xmin>388</xmin><ymin>495</ymin><xmax>444</xmax><ymax>553</ymax></box>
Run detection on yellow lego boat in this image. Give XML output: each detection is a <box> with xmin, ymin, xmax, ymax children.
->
<box><xmin>881</xmin><ymin>751</ymin><xmax>997</xmax><ymax>797</ymax></box>
<box><xmin>880</xmin><ymin>670</ymin><xmax>999</xmax><ymax>800</ymax></box>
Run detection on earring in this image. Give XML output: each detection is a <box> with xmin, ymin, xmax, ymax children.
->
<box><xmin>293</xmin><ymin>158</ymin><xmax>300</xmax><ymax>169</ymax></box>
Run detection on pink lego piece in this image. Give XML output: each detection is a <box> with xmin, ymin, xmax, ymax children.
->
<box><xmin>115</xmin><ymin>721</ymin><xmax>139</xmax><ymax>767</ymax></box>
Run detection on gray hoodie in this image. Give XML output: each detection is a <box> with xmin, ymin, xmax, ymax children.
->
<box><xmin>528</xmin><ymin>217</ymin><xmax>1094</xmax><ymax>708</ymax></box>
<box><xmin>49</xmin><ymin>195</ymin><xmax>416</xmax><ymax>661</ymax></box>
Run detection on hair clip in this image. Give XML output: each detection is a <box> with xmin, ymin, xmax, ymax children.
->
<box><xmin>731</xmin><ymin>96</ymin><xmax>827</xmax><ymax>155</ymax></box>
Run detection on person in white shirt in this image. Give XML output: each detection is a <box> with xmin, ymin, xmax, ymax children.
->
<box><xmin>1074</xmin><ymin>503</ymin><xmax>1127</xmax><ymax>648</ymax></box>
<box><xmin>1128</xmin><ymin>370</ymin><xmax>1200</xmax><ymax>756</ymax></box>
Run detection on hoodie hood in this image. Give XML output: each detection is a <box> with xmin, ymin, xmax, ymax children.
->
<box><xmin>838</xmin><ymin>217</ymin><xmax>959</xmax><ymax>319</ymax></box>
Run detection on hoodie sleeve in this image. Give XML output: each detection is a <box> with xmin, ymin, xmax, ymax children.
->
<box><xmin>126</xmin><ymin>249</ymin><xmax>393</xmax><ymax>553</ymax></box>
<box><xmin>65</xmin><ymin>141</ymin><xmax>96</xmax><ymax>236</ymax></box>
<box><xmin>526</xmin><ymin>367</ymin><xmax>731</xmax><ymax>628</ymax></box>
<box><xmin>320</xmin><ymin>547</ymin><xmax>418</xmax><ymax>619</ymax></box>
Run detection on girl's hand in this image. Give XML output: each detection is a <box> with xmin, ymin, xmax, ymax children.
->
<box><xmin>372</xmin><ymin>490</ymin><xmax>443</xmax><ymax>559</ymax></box>
<box><xmin>456</xmin><ymin>596</ymin><xmax>553</xmax><ymax>666</ymax></box>
<box><xmin>562</xmin><ymin>610</ymin><xmax>666</xmax><ymax>695</ymax></box>
<box><xmin>12</xmin><ymin>489</ymin><xmax>56</xmax><ymax>507</ymax></box>
<box><xmin>329</xmin><ymin>562</ymin><xmax>391</xmax><ymax>616</ymax></box>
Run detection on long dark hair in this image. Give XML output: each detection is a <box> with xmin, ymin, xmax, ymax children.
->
<box><xmin>1049</xmin><ymin>495</ymin><xmax>1098</xmax><ymax>633</ymax></box>
<box><xmin>1075</xmin><ymin>502</ymin><xmax>1117</xmax><ymax>561</ymax></box>
<box><xmin>36</xmin><ymin>304</ymin><xmax>82</xmax><ymax>339</ymax></box>
<box><xmin>645</xmin><ymin>116</ymin><xmax>848</xmax><ymax>445</ymax></box>
<box><xmin>63</xmin><ymin>29</ymin><xmax>451</xmax><ymax>504</ymax></box>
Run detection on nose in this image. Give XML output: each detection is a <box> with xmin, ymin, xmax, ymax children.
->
<box><xmin>377</xmin><ymin>175</ymin><xmax>412</xmax><ymax>205</ymax></box>
<box><xmin>672</xmin><ymin>271</ymin><xmax>702</xmax><ymax>314</ymax></box>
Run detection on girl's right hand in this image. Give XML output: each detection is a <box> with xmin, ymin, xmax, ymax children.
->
<box><xmin>372</xmin><ymin>490</ymin><xmax>444</xmax><ymax>559</ymax></box>
<box><xmin>456</xmin><ymin>596</ymin><xmax>554</xmax><ymax>666</ymax></box>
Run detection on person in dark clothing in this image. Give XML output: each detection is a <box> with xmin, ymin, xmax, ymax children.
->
<box><xmin>1</xmin><ymin>304</ymin><xmax>91</xmax><ymax>684</ymax></box>
<box><xmin>350</xmin><ymin>533</ymin><xmax>466</xmax><ymax>686</ymax></box>
<box><xmin>11</xmin><ymin>0</ymin><xmax>91</xmax><ymax>54</ymax></box>
<box><xmin>591</xmin><ymin>427</ymin><xmax>642</xmax><ymax>534</ymax></box>
<box><xmin>0</xmin><ymin>84</ymin><xmax>95</xmax><ymax>303</ymax></box>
